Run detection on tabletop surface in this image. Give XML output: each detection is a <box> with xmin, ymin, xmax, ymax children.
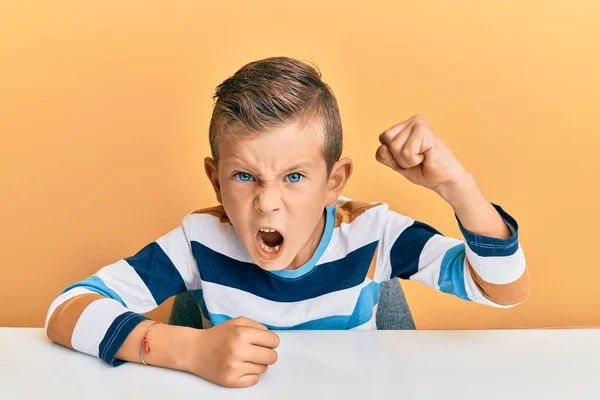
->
<box><xmin>1</xmin><ymin>328</ymin><xmax>599</xmax><ymax>399</ymax></box>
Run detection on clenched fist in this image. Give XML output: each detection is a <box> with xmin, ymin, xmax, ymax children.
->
<box><xmin>376</xmin><ymin>115</ymin><xmax>468</xmax><ymax>194</ymax></box>
<box><xmin>186</xmin><ymin>316</ymin><xmax>280</xmax><ymax>388</ymax></box>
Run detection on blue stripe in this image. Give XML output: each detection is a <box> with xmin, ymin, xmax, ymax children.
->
<box><xmin>98</xmin><ymin>311</ymin><xmax>148</xmax><ymax>366</ymax></box>
<box><xmin>203</xmin><ymin>282</ymin><xmax>381</xmax><ymax>330</ymax></box>
<box><xmin>457</xmin><ymin>203</ymin><xmax>520</xmax><ymax>257</ymax></box>
<box><xmin>438</xmin><ymin>244</ymin><xmax>470</xmax><ymax>301</ymax></box>
<box><xmin>193</xmin><ymin>240</ymin><xmax>378</xmax><ymax>302</ymax></box>
<box><xmin>124</xmin><ymin>242</ymin><xmax>187</xmax><ymax>305</ymax></box>
<box><xmin>61</xmin><ymin>276</ymin><xmax>126</xmax><ymax>307</ymax></box>
<box><xmin>267</xmin><ymin>205</ymin><xmax>335</xmax><ymax>278</ymax></box>
<box><xmin>390</xmin><ymin>221</ymin><xmax>441</xmax><ymax>279</ymax></box>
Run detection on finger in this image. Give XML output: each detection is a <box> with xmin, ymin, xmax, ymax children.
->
<box><xmin>242</xmin><ymin>327</ymin><xmax>280</xmax><ymax>349</ymax></box>
<box><xmin>230</xmin><ymin>316</ymin><xmax>268</xmax><ymax>331</ymax></box>
<box><xmin>378</xmin><ymin>117</ymin><xmax>416</xmax><ymax>145</ymax></box>
<box><xmin>245</xmin><ymin>345</ymin><xmax>278</xmax><ymax>365</ymax></box>
<box><xmin>396</xmin><ymin>126</ymin><xmax>426</xmax><ymax>168</ymax></box>
<box><xmin>235</xmin><ymin>374</ymin><xmax>260</xmax><ymax>388</ymax></box>
<box><xmin>387</xmin><ymin>123</ymin><xmax>416</xmax><ymax>165</ymax></box>
<box><xmin>376</xmin><ymin>144</ymin><xmax>401</xmax><ymax>172</ymax></box>
<box><xmin>241</xmin><ymin>362</ymin><xmax>269</xmax><ymax>375</ymax></box>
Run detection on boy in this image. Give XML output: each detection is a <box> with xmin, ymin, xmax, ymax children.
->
<box><xmin>45</xmin><ymin>57</ymin><xmax>529</xmax><ymax>388</ymax></box>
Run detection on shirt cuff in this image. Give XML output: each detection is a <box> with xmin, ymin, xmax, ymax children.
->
<box><xmin>455</xmin><ymin>203</ymin><xmax>520</xmax><ymax>257</ymax></box>
<box><xmin>98</xmin><ymin>312</ymin><xmax>149</xmax><ymax>367</ymax></box>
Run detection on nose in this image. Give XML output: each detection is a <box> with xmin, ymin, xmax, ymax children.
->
<box><xmin>254</xmin><ymin>185</ymin><xmax>282</xmax><ymax>214</ymax></box>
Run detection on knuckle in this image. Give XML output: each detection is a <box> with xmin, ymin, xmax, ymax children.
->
<box><xmin>237</xmin><ymin>328</ymin><xmax>250</xmax><ymax>342</ymax></box>
<box><xmin>413</xmin><ymin>116</ymin><xmax>428</xmax><ymax>126</ymax></box>
<box><xmin>224</xmin><ymin>354</ymin><xmax>238</xmax><ymax>369</ymax></box>
<box><xmin>226</xmin><ymin>342</ymin><xmax>242</xmax><ymax>359</ymax></box>
<box><xmin>229</xmin><ymin>345</ymin><xmax>242</xmax><ymax>359</ymax></box>
<box><xmin>389</xmin><ymin>140</ymin><xmax>403</xmax><ymax>154</ymax></box>
<box><xmin>232</xmin><ymin>326</ymin><xmax>244</xmax><ymax>340</ymax></box>
<box><xmin>381</xmin><ymin>130</ymin><xmax>394</xmax><ymax>143</ymax></box>
<box><xmin>414</xmin><ymin>124</ymin><xmax>429</xmax><ymax>135</ymax></box>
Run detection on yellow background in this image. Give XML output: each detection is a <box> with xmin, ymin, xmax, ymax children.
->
<box><xmin>1</xmin><ymin>1</ymin><xmax>599</xmax><ymax>329</ymax></box>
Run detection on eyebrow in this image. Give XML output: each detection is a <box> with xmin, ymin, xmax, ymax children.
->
<box><xmin>282</xmin><ymin>162</ymin><xmax>312</xmax><ymax>172</ymax></box>
<box><xmin>227</xmin><ymin>156</ymin><xmax>314</xmax><ymax>175</ymax></box>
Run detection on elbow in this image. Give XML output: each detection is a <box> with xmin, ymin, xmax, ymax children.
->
<box><xmin>488</xmin><ymin>267</ymin><xmax>531</xmax><ymax>307</ymax></box>
<box><xmin>468</xmin><ymin>261</ymin><xmax>530</xmax><ymax>307</ymax></box>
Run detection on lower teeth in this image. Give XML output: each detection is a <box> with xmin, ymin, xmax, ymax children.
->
<box><xmin>258</xmin><ymin>238</ymin><xmax>281</xmax><ymax>253</ymax></box>
<box><xmin>260</xmin><ymin>243</ymin><xmax>280</xmax><ymax>253</ymax></box>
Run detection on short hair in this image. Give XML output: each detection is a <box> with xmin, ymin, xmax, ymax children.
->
<box><xmin>209</xmin><ymin>56</ymin><xmax>343</xmax><ymax>172</ymax></box>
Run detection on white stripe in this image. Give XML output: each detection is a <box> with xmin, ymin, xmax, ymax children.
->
<box><xmin>156</xmin><ymin>225</ymin><xmax>201</xmax><ymax>291</ymax></box>
<box><xmin>463</xmin><ymin>263</ymin><xmax>515</xmax><ymax>308</ymax></box>
<box><xmin>465</xmin><ymin>244</ymin><xmax>526</xmax><ymax>284</ymax></box>
<box><xmin>410</xmin><ymin>235</ymin><xmax>462</xmax><ymax>290</ymax></box>
<box><xmin>186</xmin><ymin>213</ymin><xmax>253</xmax><ymax>263</ymax></box>
<box><xmin>70</xmin><ymin>298</ymin><xmax>129</xmax><ymax>357</ymax></box>
<box><xmin>319</xmin><ymin>205</ymin><xmax>385</xmax><ymax>266</ymax></box>
<box><xmin>96</xmin><ymin>260</ymin><xmax>157</xmax><ymax>313</ymax></box>
<box><xmin>377</xmin><ymin>208</ymin><xmax>414</xmax><ymax>281</ymax></box>
<box><xmin>45</xmin><ymin>287</ymin><xmax>96</xmax><ymax>332</ymax></box>
<box><xmin>201</xmin><ymin>279</ymin><xmax>371</xmax><ymax>327</ymax></box>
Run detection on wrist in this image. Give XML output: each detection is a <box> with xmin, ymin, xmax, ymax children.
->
<box><xmin>173</xmin><ymin>326</ymin><xmax>206</xmax><ymax>373</ymax></box>
<box><xmin>433</xmin><ymin>171</ymin><xmax>478</xmax><ymax>207</ymax></box>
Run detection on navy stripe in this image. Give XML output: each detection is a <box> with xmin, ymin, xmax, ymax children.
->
<box><xmin>204</xmin><ymin>282</ymin><xmax>381</xmax><ymax>330</ymax></box>
<box><xmin>192</xmin><ymin>240</ymin><xmax>378</xmax><ymax>302</ymax></box>
<box><xmin>457</xmin><ymin>203</ymin><xmax>520</xmax><ymax>257</ymax></box>
<box><xmin>390</xmin><ymin>221</ymin><xmax>441</xmax><ymax>279</ymax></box>
<box><xmin>438</xmin><ymin>244</ymin><xmax>470</xmax><ymax>301</ymax></box>
<box><xmin>99</xmin><ymin>312</ymin><xmax>148</xmax><ymax>366</ymax></box>
<box><xmin>124</xmin><ymin>242</ymin><xmax>187</xmax><ymax>305</ymax></box>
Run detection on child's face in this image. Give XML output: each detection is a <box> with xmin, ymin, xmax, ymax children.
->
<box><xmin>205</xmin><ymin>121</ymin><xmax>348</xmax><ymax>271</ymax></box>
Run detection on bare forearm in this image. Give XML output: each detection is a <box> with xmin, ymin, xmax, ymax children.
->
<box><xmin>115</xmin><ymin>320</ymin><xmax>199</xmax><ymax>372</ymax></box>
<box><xmin>435</xmin><ymin>172</ymin><xmax>511</xmax><ymax>239</ymax></box>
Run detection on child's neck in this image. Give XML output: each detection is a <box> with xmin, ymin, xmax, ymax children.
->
<box><xmin>283</xmin><ymin>209</ymin><xmax>326</xmax><ymax>270</ymax></box>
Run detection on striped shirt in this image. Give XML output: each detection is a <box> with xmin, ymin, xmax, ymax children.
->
<box><xmin>45</xmin><ymin>197</ymin><xmax>529</xmax><ymax>366</ymax></box>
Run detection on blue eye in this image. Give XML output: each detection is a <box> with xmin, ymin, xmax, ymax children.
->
<box><xmin>285</xmin><ymin>173</ymin><xmax>303</xmax><ymax>183</ymax></box>
<box><xmin>234</xmin><ymin>172</ymin><xmax>255</xmax><ymax>182</ymax></box>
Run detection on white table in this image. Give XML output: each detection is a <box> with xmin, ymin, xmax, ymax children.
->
<box><xmin>1</xmin><ymin>328</ymin><xmax>599</xmax><ymax>399</ymax></box>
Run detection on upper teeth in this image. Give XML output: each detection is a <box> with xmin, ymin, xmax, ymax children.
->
<box><xmin>260</xmin><ymin>229</ymin><xmax>276</xmax><ymax>233</ymax></box>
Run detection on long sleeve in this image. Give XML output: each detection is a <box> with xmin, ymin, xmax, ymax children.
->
<box><xmin>379</xmin><ymin>203</ymin><xmax>529</xmax><ymax>307</ymax></box>
<box><xmin>45</xmin><ymin>216</ymin><xmax>201</xmax><ymax>366</ymax></box>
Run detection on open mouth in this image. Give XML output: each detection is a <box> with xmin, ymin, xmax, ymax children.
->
<box><xmin>256</xmin><ymin>228</ymin><xmax>285</xmax><ymax>260</ymax></box>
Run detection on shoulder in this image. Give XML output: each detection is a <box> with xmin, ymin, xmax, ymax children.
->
<box><xmin>188</xmin><ymin>205</ymin><xmax>230</xmax><ymax>223</ymax></box>
<box><xmin>181</xmin><ymin>204</ymin><xmax>232</xmax><ymax>233</ymax></box>
<box><xmin>333</xmin><ymin>196</ymin><xmax>416</xmax><ymax>239</ymax></box>
<box><xmin>180</xmin><ymin>205</ymin><xmax>252</xmax><ymax>262</ymax></box>
<box><xmin>334</xmin><ymin>196</ymin><xmax>387</xmax><ymax>226</ymax></box>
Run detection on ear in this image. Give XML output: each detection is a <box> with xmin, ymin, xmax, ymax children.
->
<box><xmin>325</xmin><ymin>157</ymin><xmax>353</xmax><ymax>204</ymax></box>
<box><xmin>204</xmin><ymin>157</ymin><xmax>222</xmax><ymax>204</ymax></box>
